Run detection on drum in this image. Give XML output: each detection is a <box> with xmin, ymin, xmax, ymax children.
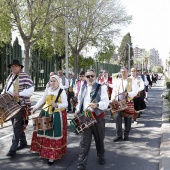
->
<box><xmin>32</xmin><ymin>116</ymin><xmax>53</xmax><ymax>131</ymax></box>
<box><xmin>0</xmin><ymin>93</ymin><xmax>22</xmax><ymax>121</ymax></box>
<box><xmin>110</xmin><ymin>100</ymin><xmax>128</xmax><ymax>114</ymax></box>
<box><xmin>70</xmin><ymin>111</ymin><xmax>97</xmax><ymax>133</ymax></box>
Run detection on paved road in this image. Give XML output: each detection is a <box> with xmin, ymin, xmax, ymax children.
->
<box><xmin>0</xmin><ymin>79</ymin><xmax>164</xmax><ymax>170</ymax></box>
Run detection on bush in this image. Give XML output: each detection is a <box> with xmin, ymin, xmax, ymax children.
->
<box><xmin>167</xmin><ymin>82</ymin><xmax>170</xmax><ymax>89</ymax></box>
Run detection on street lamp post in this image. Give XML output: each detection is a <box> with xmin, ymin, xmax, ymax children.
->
<box><xmin>127</xmin><ymin>43</ymin><xmax>131</xmax><ymax>71</ymax></box>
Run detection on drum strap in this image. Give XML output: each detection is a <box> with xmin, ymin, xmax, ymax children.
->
<box><xmin>52</xmin><ymin>88</ymin><xmax>63</xmax><ymax>112</ymax></box>
<box><xmin>6</xmin><ymin>74</ymin><xmax>18</xmax><ymax>91</ymax></box>
<box><xmin>90</xmin><ymin>84</ymin><xmax>101</xmax><ymax>102</ymax></box>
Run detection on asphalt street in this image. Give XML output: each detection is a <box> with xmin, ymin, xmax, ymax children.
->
<box><xmin>0</xmin><ymin>79</ymin><xmax>164</xmax><ymax>170</ymax></box>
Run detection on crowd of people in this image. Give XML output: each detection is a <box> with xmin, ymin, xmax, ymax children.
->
<box><xmin>1</xmin><ymin>59</ymin><xmax>159</xmax><ymax>170</ymax></box>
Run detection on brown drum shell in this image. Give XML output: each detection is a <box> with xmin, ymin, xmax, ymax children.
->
<box><xmin>71</xmin><ymin>113</ymin><xmax>96</xmax><ymax>133</ymax></box>
<box><xmin>110</xmin><ymin>100</ymin><xmax>128</xmax><ymax>114</ymax></box>
<box><xmin>32</xmin><ymin>116</ymin><xmax>53</xmax><ymax>131</ymax></box>
<box><xmin>0</xmin><ymin>93</ymin><xmax>21</xmax><ymax>121</ymax></box>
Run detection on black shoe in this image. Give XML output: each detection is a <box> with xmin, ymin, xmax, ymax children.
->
<box><xmin>67</xmin><ymin>110</ymin><xmax>72</xmax><ymax>113</ymax></box>
<box><xmin>124</xmin><ymin>136</ymin><xmax>129</xmax><ymax>141</ymax></box>
<box><xmin>137</xmin><ymin>113</ymin><xmax>140</xmax><ymax>118</ymax></box>
<box><xmin>17</xmin><ymin>142</ymin><xmax>27</xmax><ymax>150</ymax></box>
<box><xmin>77</xmin><ymin>165</ymin><xmax>85</xmax><ymax>170</ymax></box>
<box><xmin>48</xmin><ymin>160</ymin><xmax>54</xmax><ymax>166</ymax></box>
<box><xmin>99</xmin><ymin>157</ymin><xmax>105</xmax><ymax>165</ymax></box>
<box><xmin>113</xmin><ymin>136</ymin><xmax>122</xmax><ymax>142</ymax></box>
<box><xmin>74</xmin><ymin>130</ymin><xmax>79</xmax><ymax>135</ymax></box>
<box><xmin>6</xmin><ymin>150</ymin><xmax>16</xmax><ymax>157</ymax></box>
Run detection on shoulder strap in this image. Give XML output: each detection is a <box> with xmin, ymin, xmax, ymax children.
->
<box><xmin>55</xmin><ymin>88</ymin><xmax>63</xmax><ymax>103</ymax></box>
<box><xmin>52</xmin><ymin>88</ymin><xmax>63</xmax><ymax>112</ymax></box>
<box><xmin>91</xmin><ymin>84</ymin><xmax>101</xmax><ymax>102</ymax></box>
<box><xmin>6</xmin><ymin>74</ymin><xmax>18</xmax><ymax>91</ymax></box>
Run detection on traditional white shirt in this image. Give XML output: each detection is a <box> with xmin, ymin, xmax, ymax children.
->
<box><xmin>76</xmin><ymin>84</ymin><xmax>109</xmax><ymax>112</ymax></box>
<box><xmin>33</xmin><ymin>87</ymin><xmax>68</xmax><ymax>110</ymax></box>
<box><xmin>111</xmin><ymin>78</ymin><xmax>138</xmax><ymax>101</ymax></box>
<box><xmin>144</xmin><ymin>75</ymin><xmax>149</xmax><ymax>86</ymax></box>
<box><xmin>130</xmin><ymin>76</ymin><xmax>145</xmax><ymax>92</ymax></box>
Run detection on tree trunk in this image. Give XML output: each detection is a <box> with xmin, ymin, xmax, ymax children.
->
<box><xmin>23</xmin><ymin>41</ymin><xmax>30</xmax><ymax>75</ymax></box>
<box><xmin>73</xmin><ymin>51</ymin><xmax>79</xmax><ymax>79</ymax></box>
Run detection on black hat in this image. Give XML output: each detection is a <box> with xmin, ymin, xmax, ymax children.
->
<box><xmin>79</xmin><ymin>70</ymin><xmax>85</xmax><ymax>75</ymax></box>
<box><xmin>8</xmin><ymin>59</ymin><xmax>24</xmax><ymax>68</ymax></box>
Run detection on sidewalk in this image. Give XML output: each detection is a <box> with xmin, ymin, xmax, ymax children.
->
<box><xmin>160</xmin><ymin>95</ymin><xmax>170</xmax><ymax>170</ymax></box>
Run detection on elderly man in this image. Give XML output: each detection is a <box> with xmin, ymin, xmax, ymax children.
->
<box><xmin>75</xmin><ymin>69</ymin><xmax>109</xmax><ymax>170</ymax></box>
<box><xmin>111</xmin><ymin>67</ymin><xmax>138</xmax><ymax>142</ymax></box>
<box><xmin>2</xmin><ymin>59</ymin><xmax>34</xmax><ymax>157</ymax></box>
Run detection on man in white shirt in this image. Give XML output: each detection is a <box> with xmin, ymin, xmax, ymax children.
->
<box><xmin>2</xmin><ymin>59</ymin><xmax>34</xmax><ymax>157</ymax></box>
<box><xmin>75</xmin><ymin>69</ymin><xmax>109</xmax><ymax>170</ymax></box>
<box><xmin>111</xmin><ymin>67</ymin><xmax>138</xmax><ymax>142</ymax></box>
<box><xmin>57</xmin><ymin>70</ymin><xmax>69</xmax><ymax>91</ymax></box>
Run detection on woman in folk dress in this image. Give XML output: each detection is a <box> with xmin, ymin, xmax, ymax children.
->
<box><xmin>30</xmin><ymin>75</ymin><xmax>68</xmax><ymax>165</ymax></box>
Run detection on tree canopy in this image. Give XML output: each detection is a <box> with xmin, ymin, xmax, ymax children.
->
<box><xmin>118</xmin><ymin>32</ymin><xmax>134</xmax><ymax>68</ymax></box>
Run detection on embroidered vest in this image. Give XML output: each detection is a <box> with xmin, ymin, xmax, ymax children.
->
<box><xmin>78</xmin><ymin>83</ymin><xmax>103</xmax><ymax>116</ymax></box>
<box><xmin>116</xmin><ymin>77</ymin><xmax>133</xmax><ymax>102</ymax></box>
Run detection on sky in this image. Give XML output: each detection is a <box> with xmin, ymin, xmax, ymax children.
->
<box><xmin>118</xmin><ymin>0</ymin><xmax>170</xmax><ymax>63</ymax></box>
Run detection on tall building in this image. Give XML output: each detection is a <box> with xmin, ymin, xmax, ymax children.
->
<box><xmin>149</xmin><ymin>48</ymin><xmax>159</xmax><ymax>66</ymax></box>
<box><xmin>133</xmin><ymin>46</ymin><xmax>145</xmax><ymax>58</ymax></box>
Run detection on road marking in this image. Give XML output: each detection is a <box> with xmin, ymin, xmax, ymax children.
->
<box><xmin>0</xmin><ymin>133</ymin><xmax>13</xmax><ymax>140</ymax></box>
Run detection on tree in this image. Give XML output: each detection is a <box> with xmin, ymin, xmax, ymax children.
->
<box><xmin>152</xmin><ymin>66</ymin><xmax>163</xmax><ymax>73</ymax></box>
<box><xmin>66</xmin><ymin>0</ymin><xmax>132</xmax><ymax>77</ymax></box>
<box><xmin>69</xmin><ymin>55</ymin><xmax>94</xmax><ymax>70</ymax></box>
<box><xmin>2</xmin><ymin>0</ymin><xmax>64</xmax><ymax>74</ymax></box>
<box><xmin>95</xmin><ymin>40</ymin><xmax>116</xmax><ymax>63</ymax></box>
<box><xmin>0</xmin><ymin>0</ymin><xmax>11</xmax><ymax>46</ymax></box>
<box><xmin>118</xmin><ymin>32</ymin><xmax>133</xmax><ymax>68</ymax></box>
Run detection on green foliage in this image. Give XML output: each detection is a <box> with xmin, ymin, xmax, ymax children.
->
<box><xmin>0</xmin><ymin>0</ymin><xmax>11</xmax><ymax>46</ymax></box>
<box><xmin>32</xmin><ymin>21</ymin><xmax>65</xmax><ymax>59</ymax></box>
<box><xmin>69</xmin><ymin>55</ymin><xmax>94</xmax><ymax>68</ymax></box>
<box><xmin>67</xmin><ymin>0</ymin><xmax>132</xmax><ymax>76</ymax></box>
<box><xmin>152</xmin><ymin>66</ymin><xmax>163</xmax><ymax>73</ymax></box>
<box><xmin>118</xmin><ymin>32</ymin><xmax>133</xmax><ymax>67</ymax></box>
<box><xmin>96</xmin><ymin>41</ymin><xmax>116</xmax><ymax>63</ymax></box>
<box><xmin>166</xmin><ymin>82</ymin><xmax>170</xmax><ymax>89</ymax></box>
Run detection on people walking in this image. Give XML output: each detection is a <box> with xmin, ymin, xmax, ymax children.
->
<box><xmin>130</xmin><ymin>68</ymin><xmax>145</xmax><ymax>124</ymax></box>
<box><xmin>111</xmin><ymin>67</ymin><xmax>138</xmax><ymax>142</ymax></box>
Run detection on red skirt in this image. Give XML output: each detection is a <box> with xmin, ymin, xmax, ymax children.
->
<box><xmin>30</xmin><ymin>110</ymin><xmax>67</xmax><ymax>160</ymax></box>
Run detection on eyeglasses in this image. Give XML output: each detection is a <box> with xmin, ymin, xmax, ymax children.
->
<box><xmin>86</xmin><ymin>75</ymin><xmax>95</xmax><ymax>78</ymax></box>
<box><xmin>79</xmin><ymin>75</ymin><xmax>84</xmax><ymax>77</ymax></box>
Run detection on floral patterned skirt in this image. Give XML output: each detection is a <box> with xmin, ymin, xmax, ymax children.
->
<box><xmin>30</xmin><ymin>109</ymin><xmax>67</xmax><ymax>160</ymax></box>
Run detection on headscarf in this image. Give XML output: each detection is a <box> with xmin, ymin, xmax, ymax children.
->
<box><xmin>50</xmin><ymin>75</ymin><xmax>62</xmax><ymax>87</ymax></box>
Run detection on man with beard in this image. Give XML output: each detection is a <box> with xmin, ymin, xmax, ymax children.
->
<box><xmin>75</xmin><ymin>69</ymin><xmax>109</xmax><ymax>170</ymax></box>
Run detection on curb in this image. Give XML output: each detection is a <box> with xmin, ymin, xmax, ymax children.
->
<box><xmin>160</xmin><ymin>98</ymin><xmax>170</xmax><ymax>170</ymax></box>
